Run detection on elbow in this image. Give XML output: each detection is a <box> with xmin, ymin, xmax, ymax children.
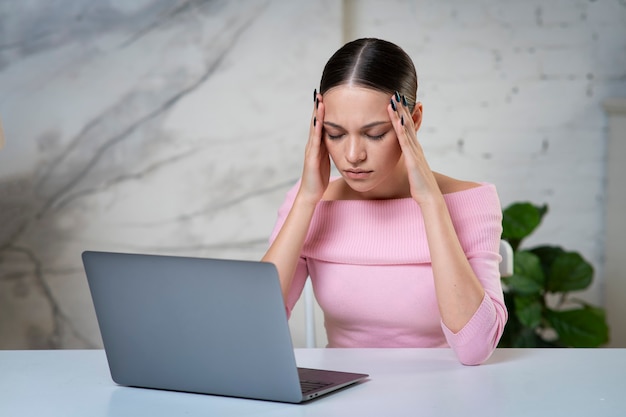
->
<box><xmin>462</xmin><ymin>323</ymin><xmax>507</xmax><ymax>366</ymax></box>
<box><xmin>454</xmin><ymin>334</ymin><xmax>499</xmax><ymax>365</ymax></box>
<box><xmin>456</xmin><ymin>346</ymin><xmax>494</xmax><ymax>366</ymax></box>
<box><xmin>451</xmin><ymin>309</ymin><xmax>508</xmax><ymax>366</ymax></box>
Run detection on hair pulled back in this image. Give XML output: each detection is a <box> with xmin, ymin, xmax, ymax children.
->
<box><xmin>319</xmin><ymin>38</ymin><xmax>418</xmax><ymax>111</ymax></box>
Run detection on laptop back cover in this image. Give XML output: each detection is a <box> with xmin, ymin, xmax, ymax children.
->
<box><xmin>82</xmin><ymin>251</ymin><xmax>304</xmax><ymax>403</ymax></box>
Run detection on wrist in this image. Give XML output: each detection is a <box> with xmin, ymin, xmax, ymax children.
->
<box><xmin>293</xmin><ymin>190</ymin><xmax>321</xmax><ymax>211</ymax></box>
<box><xmin>413</xmin><ymin>189</ymin><xmax>446</xmax><ymax>210</ymax></box>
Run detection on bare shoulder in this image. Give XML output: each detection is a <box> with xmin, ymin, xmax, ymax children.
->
<box><xmin>322</xmin><ymin>178</ymin><xmax>351</xmax><ymax>200</ymax></box>
<box><xmin>434</xmin><ymin>172</ymin><xmax>482</xmax><ymax>195</ymax></box>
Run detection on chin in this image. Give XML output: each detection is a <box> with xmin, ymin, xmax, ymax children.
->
<box><xmin>343</xmin><ymin>177</ymin><xmax>377</xmax><ymax>194</ymax></box>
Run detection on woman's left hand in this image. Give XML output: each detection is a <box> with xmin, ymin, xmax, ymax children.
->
<box><xmin>387</xmin><ymin>93</ymin><xmax>440</xmax><ymax>205</ymax></box>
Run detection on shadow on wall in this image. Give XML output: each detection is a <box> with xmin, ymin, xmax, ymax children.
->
<box><xmin>0</xmin><ymin>116</ymin><xmax>4</xmax><ymax>149</ymax></box>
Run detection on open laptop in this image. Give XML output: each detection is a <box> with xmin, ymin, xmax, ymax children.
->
<box><xmin>82</xmin><ymin>251</ymin><xmax>368</xmax><ymax>403</ymax></box>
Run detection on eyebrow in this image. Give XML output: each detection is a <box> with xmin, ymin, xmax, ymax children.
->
<box><xmin>323</xmin><ymin>121</ymin><xmax>391</xmax><ymax>130</ymax></box>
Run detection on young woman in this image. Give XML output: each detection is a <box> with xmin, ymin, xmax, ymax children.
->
<box><xmin>262</xmin><ymin>38</ymin><xmax>507</xmax><ymax>365</ymax></box>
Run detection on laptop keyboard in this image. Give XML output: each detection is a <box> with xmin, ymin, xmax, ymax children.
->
<box><xmin>300</xmin><ymin>380</ymin><xmax>332</xmax><ymax>394</ymax></box>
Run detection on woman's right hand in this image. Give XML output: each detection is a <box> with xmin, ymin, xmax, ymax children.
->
<box><xmin>297</xmin><ymin>90</ymin><xmax>330</xmax><ymax>205</ymax></box>
<box><xmin>262</xmin><ymin>91</ymin><xmax>329</xmax><ymax>302</ymax></box>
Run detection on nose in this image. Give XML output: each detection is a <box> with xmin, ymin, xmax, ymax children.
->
<box><xmin>345</xmin><ymin>135</ymin><xmax>366</xmax><ymax>165</ymax></box>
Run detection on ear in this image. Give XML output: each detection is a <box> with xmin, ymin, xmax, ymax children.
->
<box><xmin>411</xmin><ymin>102</ymin><xmax>423</xmax><ymax>131</ymax></box>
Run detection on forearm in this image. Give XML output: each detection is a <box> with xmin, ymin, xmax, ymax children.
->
<box><xmin>262</xmin><ymin>194</ymin><xmax>317</xmax><ymax>302</ymax></box>
<box><xmin>420</xmin><ymin>196</ymin><xmax>486</xmax><ymax>333</ymax></box>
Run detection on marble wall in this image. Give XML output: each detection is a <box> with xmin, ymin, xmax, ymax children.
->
<box><xmin>0</xmin><ymin>0</ymin><xmax>342</xmax><ymax>348</ymax></box>
<box><xmin>1</xmin><ymin>0</ymin><xmax>625</xmax><ymax>349</ymax></box>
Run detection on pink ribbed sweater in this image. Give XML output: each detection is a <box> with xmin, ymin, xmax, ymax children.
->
<box><xmin>269</xmin><ymin>180</ymin><xmax>507</xmax><ymax>365</ymax></box>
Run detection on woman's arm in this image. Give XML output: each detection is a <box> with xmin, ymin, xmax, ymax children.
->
<box><xmin>419</xmin><ymin>192</ymin><xmax>487</xmax><ymax>333</ymax></box>
<box><xmin>388</xmin><ymin>95</ymin><xmax>505</xmax><ymax>364</ymax></box>
<box><xmin>435</xmin><ymin>191</ymin><xmax>507</xmax><ymax>365</ymax></box>
<box><xmin>262</xmin><ymin>197</ymin><xmax>317</xmax><ymax>302</ymax></box>
<box><xmin>262</xmin><ymin>92</ymin><xmax>329</xmax><ymax>302</ymax></box>
<box><xmin>388</xmin><ymin>97</ymin><xmax>485</xmax><ymax>332</ymax></box>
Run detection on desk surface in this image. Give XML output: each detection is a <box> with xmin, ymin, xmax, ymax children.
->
<box><xmin>1</xmin><ymin>348</ymin><xmax>625</xmax><ymax>417</ymax></box>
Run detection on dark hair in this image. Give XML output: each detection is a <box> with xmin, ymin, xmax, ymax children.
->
<box><xmin>319</xmin><ymin>38</ymin><xmax>418</xmax><ymax>111</ymax></box>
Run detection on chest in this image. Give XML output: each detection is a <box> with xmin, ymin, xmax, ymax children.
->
<box><xmin>307</xmin><ymin>260</ymin><xmax>440</xmax><ymax>329</ymax></box>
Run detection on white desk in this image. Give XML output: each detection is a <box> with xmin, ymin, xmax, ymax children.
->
<box><xmin>1</xmin><ymin>348</ymin><xmax>625</xmax><ymax>416</ymax></box>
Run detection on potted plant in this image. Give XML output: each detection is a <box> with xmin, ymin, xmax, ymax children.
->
<box><xmin>498</xmin><ymin>202</ymin><xmax>610</xmax><ymax>348</ymax></box>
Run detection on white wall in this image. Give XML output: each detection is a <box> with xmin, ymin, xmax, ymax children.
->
<box><xmin>0</xmin><ymin>0</ymin><xmax>625</xmax><ymax>349</ymax></box>
<box><xmin>603</xmin><ymin>98</ymin><xmax>626</xmax><ymax>347</ymax></box>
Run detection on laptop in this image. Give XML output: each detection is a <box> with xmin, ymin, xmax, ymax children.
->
<box><xmin>82</xmin><ymin>251</ymin><xmax>368</xmax><ymax>403</ymax></box>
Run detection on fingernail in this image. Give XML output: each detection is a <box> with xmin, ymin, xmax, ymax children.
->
<box><xmin>395</xmin><ymin>91</ymin><xmax>401</xmax><ymax>102</ymax></box>
<box><xmin>313</xmin><ymin>89</ymin><xmax>317</xmax><ymax>102</ymax></box>
<box><xmin>402</xmin><ymin>95</ymin><xmax>408</xmax><ymax>107</ymax></box>
<box><xmin>390</xmin><ymin>98</ymin><xmax>397</xmax><ymax>111</ymax></box>
<box><xmin>314</xmin><ymin>117</ymin><xmax>317</xmax><ymax>127</ymax></box>
<box><xmin>316</xmin><ymin>98</ymin><xmax>319</xmax><ymax>109</ymax></box>
<box><xmin>401</xmin><ymin>115</ymin><xmax>404</xmax><ymax>126</ymax></box>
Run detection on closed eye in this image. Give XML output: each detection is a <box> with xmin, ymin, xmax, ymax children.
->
<box><xmin>365</xmin><ymin>131</ymin><xmax>388</xmax><ymax>140</ymax></box>
<box><xmin>326</xmin><ymin>133</ymin><xmax>345</xmax><ymax>140</ymax></box>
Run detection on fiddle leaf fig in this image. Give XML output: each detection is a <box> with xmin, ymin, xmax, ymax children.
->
<box><xmin>545</xmin><ymin>306</ymin><xmax>609</xmax><ymax>347</ymax></box>
<box><xmin>502</xmin><ymin>202</ymin><xmax>548</xmax><ymax>251</ymax></box>
<box><xmin>504</xmin><ymin>250</ymin><xmax>544</xmax><ymax>295</ymax></box>
<box><xmin>529</xmin><ymin>245</ymin><xmax>564</xmax><ymax>278</ymax></box>
<box><xmin>514</xmin><ymin>295</ymin><xmax>543</xmax><ymax>328</ymax></box>
<box><xmin>499</xmin><ymin>201</ymin><xmax>609</xmax><ymax>348</ymax></box>
<box><xmin>547</xmin><ymin>251</ymin><xmax>593</xmax><ymax>293</ymax></box>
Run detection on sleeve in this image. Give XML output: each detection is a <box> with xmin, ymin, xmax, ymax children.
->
<box><xmin>440</xmin><ymin>185</ymin><xmax>508</xmax><ymax>365</ymax></box>
<box><xmin>268</xmin><ymin>180</ymin><xmax>309</xmax><ymax>319</ymax></box>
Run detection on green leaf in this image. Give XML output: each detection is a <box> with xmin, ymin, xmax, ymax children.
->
<box><xmin>502</xmin><ymin>202</ymin><xmax>548</xmax><ymax>246</ymax></box>
<box><xmin>547</xmin><ymin>252</ymin><xmax>594</xmax><ymax>293</ymax></box>
<box><xmin>499</xmin><ymin>292</ymin><xmax>560</xmax><ymax>348</ymax></box>
<box><xmin>514</xmin><ymin>295</ymin><xmax>543</xmax><ymax>328</ymax></box>
<box><xmin>503</xmin><ymin>250</ymin><xmax>545</xmax><ymax>295</ymax></box>
<box><xmin>509</xmin><ymin>327</ymin><xmax>546</xmax><ymax>348</ymax></box>
<box><xmin>545</xmin><ymin>307</ymin><xmax>609</xmax><ymax>347</ymax></box>
<box><xmin>529</xmin><ymin>245</ymin><xmax>565</xmax><ymax>278</ymax></box>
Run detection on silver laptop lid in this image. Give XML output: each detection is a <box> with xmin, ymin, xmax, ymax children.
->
<box><xmin>82</xmin><ymin>251</ymin><xmax>304</xmax><ymax>403</ymax></box>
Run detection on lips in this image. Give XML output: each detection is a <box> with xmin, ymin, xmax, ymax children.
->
<box><xmin>344</xmin><ymin>169</ymin><xmax>373</xmax><ymax>180</ymax></box>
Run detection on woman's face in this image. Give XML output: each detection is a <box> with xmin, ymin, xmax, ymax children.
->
<box><xmin>322</xmin><ymin>85</ymin><xmax>409</xmax><ymax>199</ymax></box>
